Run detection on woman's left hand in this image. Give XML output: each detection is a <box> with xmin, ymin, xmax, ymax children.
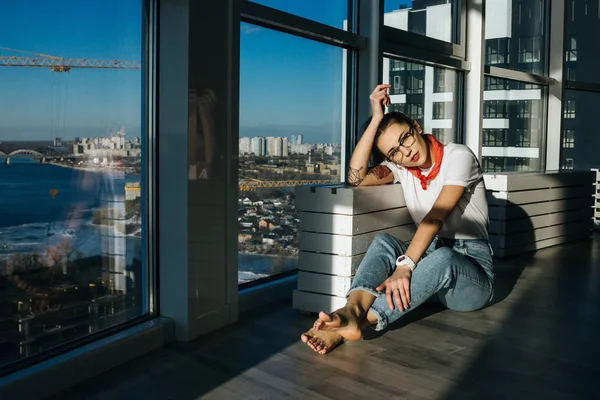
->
<box><xmin>376</xmin><ymin>265</ymin><xmax>412</xmax><ymax>311</ymax></box>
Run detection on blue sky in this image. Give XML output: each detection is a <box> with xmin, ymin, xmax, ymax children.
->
<box><xmin>0</xmin><ymin>0</ymin><xmax>410</xmax><ymax>143</ymax></box>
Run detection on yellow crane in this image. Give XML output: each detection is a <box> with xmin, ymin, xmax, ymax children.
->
<box><xmin>239</xmin><ymin>176</ymin><xmax>339</xmax><ymax>191</ymax></box>
<box><xmin>0</xmin><ymin>46</ymin><xmax>141</xmax><ymax>72</ymax></box>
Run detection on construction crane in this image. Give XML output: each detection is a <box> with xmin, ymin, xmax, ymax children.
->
<box><xmin>0</xmin><ymin>47</ymin><xmax>141</xmax><ymax>72</ymax></box>
<box><xmin>239</xmin><ymin>177</ymin><xmax>340</xmax><ymax>191</ymax></box>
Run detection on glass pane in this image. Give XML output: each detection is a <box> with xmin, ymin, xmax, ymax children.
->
<box><xmin>561</xmin><ymin>90</ymin><xmax>600</xmax><ymax>171</ymax></box>
<box><xmin>384</xmin><ymin>0</ymin><xmax>454</xmax><ymax>43</ymax></box>
<box><xmin>0</xmin><ymin>2</ymin><xmax>146</xmax><ymax>368</ymax></box>
<box><xmin>564</xmin><ymin>2</ymin><xmax>600</xmax><ymax>84</ymax></box>
<box><xmin>249</xmin><ymin>0</ymin><xmax>348</xmax><ymax>30</ymax></box>
<box><xmin>239</xmin><ymin>24</ymin><xmax>344</xmax><ymax>285</ymax></box>
<box><xmin>481</xmin><ymin>77</ymin><xmax>546</xmax><ymax>172</ymax></box>
<box><xmin>484</xmin><ymin>0</ymin><xmax>547</xmax><ymax>75</ymax></box>
<box><xmin>383</xmin><ymin>58</ymin><xmax>460</xmax><ymax>144</ymax></box>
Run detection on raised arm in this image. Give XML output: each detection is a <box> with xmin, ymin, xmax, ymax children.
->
<box><xmin>346</xmin><ymin>84</ymin><xmax>394</xmax><ymax>187</ymax></box>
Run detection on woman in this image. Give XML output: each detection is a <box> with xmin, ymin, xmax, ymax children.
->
<box><xmin>301</xmin><ymin>84</ymin><xmax>494</xmax><ymax>355</ymax></box>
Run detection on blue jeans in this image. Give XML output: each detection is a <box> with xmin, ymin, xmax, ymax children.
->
<box><xmin>347</xmin><ymin>233</ymin><xmax>495</xmax><ymax>331</ymax></box>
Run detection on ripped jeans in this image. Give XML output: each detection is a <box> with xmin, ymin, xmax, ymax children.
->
<box><xmin>347</xmin><ymin>233</ymin><xmax>495</xmax><ymax>331</ymax></box>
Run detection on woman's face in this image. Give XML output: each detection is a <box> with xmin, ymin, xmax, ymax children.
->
<box><xmin>376</xmin><ymin>122</ymin><xmax>429</xmax><ymax>168</ymax></box>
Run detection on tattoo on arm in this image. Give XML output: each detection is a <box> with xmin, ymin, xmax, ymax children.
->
<box><xmin>369</xmin><ymin>165</ymin><xmax>392</xmax><ymax>180</ymax></box>
<box><xmin>346</xmin><ymin>166</ymin><xmax>364</xmax><ymax>186</ymax></box>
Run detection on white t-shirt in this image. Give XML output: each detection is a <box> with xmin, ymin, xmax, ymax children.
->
<box><xmin>381</xmin><ymin>143</ymin><xmax>489</xmax><ymax>240</ymax></box>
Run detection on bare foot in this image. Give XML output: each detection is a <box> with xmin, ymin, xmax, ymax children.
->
<box><xmin>301</xmin><ymin>329</ymin><xmax>344</xmax><ymax>355</ymax></box>
<box><xmin>301</xmin><ymin>306</ymin><xmax>365</xmax><ymax>354</ymax></box>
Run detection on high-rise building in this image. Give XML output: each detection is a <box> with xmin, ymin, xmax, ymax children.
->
<box><xmin>239</xmin><ymin>137</ymin><xmax>251</xmax><ymax>154</ymax></box>
<box><xmin>296</xmin><ymin>134</ymin><xmax>303</xmax><ymax>145</ymax></box>
<box><xmin>282</xmin><ymin>137</ymin><xmax>289</xmax><ymax>157</ymax></box>
<box><xmin>251</xmin><ymin>137</ymin><xmax>264</xmax><ymax>156</ymax></box>
<box><xmin>266</xmin><ymin>137</ymin><xmax>282</xmax><ymax>156</ymax></box>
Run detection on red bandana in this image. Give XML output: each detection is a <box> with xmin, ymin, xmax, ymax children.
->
<box><xmin>406</xmin><ymin>134</ymin><xmax>444</xmax><ymax>190</ymax></box>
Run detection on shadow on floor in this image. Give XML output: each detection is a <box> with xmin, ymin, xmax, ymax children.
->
<box><xmin>443</xmin><ymin>235</ymin><xmax>600</xmax><ymax>399</ymax></box>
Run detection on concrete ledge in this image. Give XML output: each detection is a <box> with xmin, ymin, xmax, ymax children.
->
<box><xmin>0</xmin><ymin>317</ymin><xmax>174</xmax><ymax>400</ymax></box>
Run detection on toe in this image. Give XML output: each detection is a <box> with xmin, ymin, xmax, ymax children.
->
<box><xmin>318</xmin><ymin>311</ymin><xmax>332</xmax><ymax>323</ymax></box>
<box><xmin>300</xmin><ymin>333</ymin><xmax>309</xmax><ymax>343</ymax></box>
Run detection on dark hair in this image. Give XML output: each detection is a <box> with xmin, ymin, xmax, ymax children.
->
<box><xmin>360</xmin><ymin>111</ymin><xmax>415</xmax><ymax>166</ymax></box>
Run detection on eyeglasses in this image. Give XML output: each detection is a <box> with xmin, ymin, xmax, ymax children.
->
<box><xmin>386</xmin><ymin>126</ymin><xmax>416</xmax><ymax>161</ymax></box>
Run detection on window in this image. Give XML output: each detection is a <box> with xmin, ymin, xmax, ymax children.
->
<box><xmin>485</xmin><ymin>1</ymin><xmax>547</xmax><ymax>75</ymax></box>
<box><xmin>482</xmin><ymin>156</ymin><xmax>505</xmax><ymax>172</ymax></box>
<box><xmin>433</xmin><ymin>102</ymin><xmax>453</xmax><ymax>119</ymax></box>
<box><xmin>481</xmin><ymin>77</ymin><xmax>546</xmax><ymax>172</ymax></box>
<box><xmin>434</xmin><ymin>69</ymin><xmax>454</xmax><ymax>93</ymax></box>
<box><xmin>393</xmin><ymin>75</ymin><xmax>401</xmax><ymax>91</ymax></box>
<box><xmin>516</xmin><ymin>129</ymin><xmax>532</xmax><ymax>147</ymax></box>
<box><xmin>514</xmin><ymin>157</ymin><xmax>531</xmax><ymax>171</ymax></box>
<box><xmin>516</xmin><ymin>101</ymin><xmax>533</xmax><ymax>119</ymax></box>
<box><xmin>483</xmin><ymin>100</ymin><xmax>508</xmax><ymax>118</ymax></box>
<box><xmin>239</xmin><ymin>24</ymin><xmax>343</xmax><ymax>284</ymax></box>
<box><xmin>564</xmin><ymin>100</ymin><xmax>576</xmax><ymax>119</ymax></box>
<box><xmin>485</xmin><ymin>38</ymin><xmax>510</xmax><ymax>66</ymax></box>
<box><xmin>384</xmin><ymin>0</ymin><xmax>454</xmax><ymax>43</ymax></box>
<box><xmin>518</xmin><ymin>36</ymin><xmax>542</xmax><ymax>63</ymax></box>
<box><xmin>0</xmin><ymin>2</ymin><xmax>146</xmax><ymax>370</ymax></box>
<box><xmin>563</xmin><ymin>158</ymin><xmax>574</xmax><ymax>170</ymax></box>
<box><xmin>485</xmin><ymin>78</ymin><xmax>510</xmax><ymax>91</ymax></box>
<box><xmin>431</xmin><ymin>128</ymin><xmax>453</xmax><ymax>144</ymax></box>
<box><xmin>483</xmin><ymin>129</ymin><xmax>508</xmax><ymax>147</ymax></box>
<box><xmin>384</xmin><ymin>58</ymin><xmax>459</xmax><ymax>143</ymax></box>
<box><xmin>566</xmin><ymin>35</ymin><xmax>577</xmax><ymax>62</ymax></box>
<box><xmin>562</xmin><ymin>129</ymin><xmax>575</xmax><ymax>148</ymax></box>
<box><xmin>249</xmin><ymin>0</ymin><xmax>348</xmax><ymax>30</ymax></box>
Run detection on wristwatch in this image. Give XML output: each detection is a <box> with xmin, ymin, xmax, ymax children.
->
<box><xmin>395</xmin><ymin>254</ymin><xmax>416</xmax><ymax>271</ymax></box>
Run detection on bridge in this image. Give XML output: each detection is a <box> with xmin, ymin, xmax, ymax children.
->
<box><xmin>0</xmin><ymin>149</ymin><xmax>49</xmax><ymax>164</ymax></box>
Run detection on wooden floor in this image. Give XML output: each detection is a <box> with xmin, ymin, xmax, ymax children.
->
<box><xmin>55</xmin><ymin>234</ymin><xmax>600</xmax><ymax>400</ymax></box>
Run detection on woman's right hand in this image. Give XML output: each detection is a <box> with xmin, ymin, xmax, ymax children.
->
<box><xmin>370</xmin><ymin>84</ymin><xmax>391</xmax><ymax>120</ymax></box>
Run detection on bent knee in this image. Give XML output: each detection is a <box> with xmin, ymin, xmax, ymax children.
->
<box><xmin>372</xmin><ymin>232</ymin><xmax>393</xmax><ymax>243</ymax></box>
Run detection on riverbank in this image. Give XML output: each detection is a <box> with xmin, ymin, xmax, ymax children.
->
<box><xmin>48</xmin><ymin>161</ymin><xmax>140</xmax><ymax>175</ymax></box>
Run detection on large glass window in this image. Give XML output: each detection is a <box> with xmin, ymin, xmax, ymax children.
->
<box><xmin>484</xmin><ymin>0</ymin><xmax>547</xmax><ymax>75</ymax></box>
<box><xmin>482</xmin><ymin>77</ymin><xmax>546</xmax><ymax>172</ymax></box>
<box><xmin>249</xmin><ymin>0</ymin><xmax>348</xmax><ymax>30</ymax></box>
<box><xmin>0</xmin><ymin>2</ymin><xmax>146</xmax><ymax>370</ymax></box>
<box><xmin>384</xmin><ymin>0</ymin><xmax>454</xmax><ymax>43</ymax></box>
<box><xmin>239</xmin><ymin>23</ymin><xmax>343</xmax><ymax>285</ymax></box>
<box><xmin>383</xmin><ymin>58</ymin><xmax>459</xmax><ymax>144</ymax></box>
<box><xmin>561</xmin><ymin>90</ymin><xmax>600</xmax><ymax>171</ymax></box>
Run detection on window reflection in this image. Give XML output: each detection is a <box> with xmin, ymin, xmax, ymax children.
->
<box><xmin>484</xmin><ymin>0</ymin><xmax>546</xmax><ymax>75</ymax></box>
<box><xmin>481</xmin><ymin>77</ymin><xmax>546</xmax><ymax>172</ymax></box>
<box><xmin>0</xmin><ymin>1</ymin><xmax>145</xmax><ymax>368</ymax></box>
<box><xmin>384</xmin><ymin>58</ymin><xmax>459</xmax><ymax>144</ymax></box>
<box><xmin>561</xmin><ymin>91</ymin><xmax>600</xmax><ymax>171</ymax></box>
<box><xmin>384</xmin><ymin>0</ymin><xmax>454</xmax><ymax>43</ymax></box>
